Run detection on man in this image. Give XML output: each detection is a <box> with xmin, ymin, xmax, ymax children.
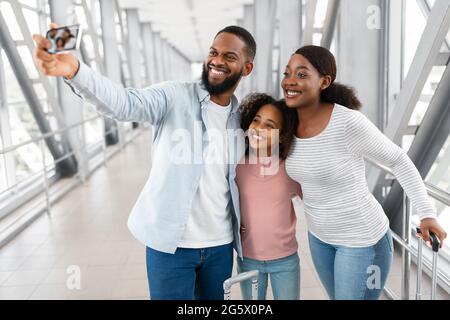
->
<box><xmin>33</xmin><ymin>24</ymin><xmax>256</xmax><ymax>300</ymax></box>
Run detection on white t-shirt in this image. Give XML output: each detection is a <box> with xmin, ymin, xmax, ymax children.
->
<box><xmin>178</xmin><ymin>99</ymin><xmax>234</xmax><ymax>248</ymax></box>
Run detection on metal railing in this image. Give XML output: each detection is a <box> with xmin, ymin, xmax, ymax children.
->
<box><xmin>0</xmin><ymin>115</ymin><xmax>147</xmax><ymax>247</ymax></box>
<box><xmin>367</xmin><ymin>158</ymin><xmax>450</xmax><ymax>300</ymax></box>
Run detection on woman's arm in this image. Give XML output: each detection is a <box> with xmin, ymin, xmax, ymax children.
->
<box><xmin>344</xmin><ymin>110</ymin><xmax>447</xmax><ymax>246</ymax></box>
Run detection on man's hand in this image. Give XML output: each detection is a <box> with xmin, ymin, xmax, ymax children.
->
<box><xmin>419</xmin><ymin>218</ymin><xmax>447</xmax><ymax>249</ymax></box>
<box><xmin>32</xmin><ymin>23</ymin><xmax>80</xmax><ymax>79</ymax></box>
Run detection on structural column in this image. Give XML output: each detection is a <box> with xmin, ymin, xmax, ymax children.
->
<box><xmin>162</xmin><ymin>39</ymin><xmax>172</xmax><ymax>81</ymax></box>
<box><xmin>237</xmin><ymin>4</ymin><xmax>255</xmax><ymax>99</ymax></box>
<box><xmin>141</xmin><ymin>22</ymin><xmax>156</xmax><ymax>85</ymax></box>
<box><xmin>278</xmin><ymin>0</ymin><xmax>302</xmax><ymax>98</ymax></box>
<box><xmin>337</xmin><ymin>0</ymin><xmax>386</xmax><ymax>128</ymax></box>
<box><xmin>0</xmin><ymin>41</ymin><xmax>16</xmax><ymax>189</ymax></box>
<box><xmin>99</xmin><ymin>0</ymin><xmax>121</xmax><ymax>144</ymax></box>
<box><xmin>125</xmin><ymin>9</ymin><xmax>143</xmax><ymax>88</ymax></box>
<box><xmin>254</xmin><ymin>0</ymin><xmax>277</xmax><ymax>94</ymax></box>
<box><xmin>153</xmin><ymin>32</ymin><xmax>164</xmax><ymax>82</ymax></box>
<box><xmin>49</xmin><ymin>0</ymin><xmax>85</xmax><ymax>176</ymax></box>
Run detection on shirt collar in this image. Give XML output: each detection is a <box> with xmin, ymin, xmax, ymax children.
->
<box><xmin>196</xmin><ymin>81</ymin><xmax>240</xmax><ymax>114</ymax></box>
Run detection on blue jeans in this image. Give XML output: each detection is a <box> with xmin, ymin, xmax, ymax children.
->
<box><xmin>237</xmin><ymin>253</ymin><xmax>300</xmax><ymax>300</ymax></box>
<box><xmin>308</xmin><ymin>230</ymin><xmax>393</xmax><ymax>300</ymax></box>
<box><xmin>146</xmin><ymin>243</ymin><xmax>233</xmax><ymax>300</ymax></box>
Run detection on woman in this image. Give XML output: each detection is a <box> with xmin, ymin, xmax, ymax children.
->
<box><xmin>282</xmin><ymin>45</ymin><xmax>447</xmax><ymax>300</ymax></box>
<box><xmin>236</xmin><ymin>93</ymin><xmax>302</xmax><ymax>300</ymax></box>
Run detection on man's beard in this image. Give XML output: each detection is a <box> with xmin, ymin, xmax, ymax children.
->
<box><xmin>201</xmin><ymin>64</ymin><xmax>243</xmax><ymax>95</ymax></box>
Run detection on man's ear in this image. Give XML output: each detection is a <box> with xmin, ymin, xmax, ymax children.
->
<box><xmin>243</xmin><ymin>61</ymin><xmax>254</xmax><ymax>77</ymax></box>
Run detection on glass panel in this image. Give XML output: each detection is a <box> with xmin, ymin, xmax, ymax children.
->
<box><xmin>90</xmin><ymin>60</ymin><xmax>100</xmax><ymax>73</ymax></box>
<box><xmin>47</xmin><ymin>114</ymin><xmax>59</xmax><ymax>133</ymax></box>
<box><xmin>81</xmin><ymin>34</ymin><xmax>95</xmax><ymax>60</ymax></box>
<box><xmin>313</xmin><ymin>33</ymin><xmax>322</xmax><ymax>46</ymax></box>
<box><xmin>9</xmin><ymin>101</ymin><xmax>41</xmax><ymax>144</ymax></box>
<box><xmin>22</xmin><ymin>7</ymin><xmax>40</xmax><ymax>35</ymax></box>
<box><xmin>314</xmin><ymin>0</ymin><xmax>329</xmax><ymax>28</ymax></box>
<box><xmin>401</xmin><ymin>134</ymin><xmax>415</xmax><ymax>153</ymax></box>
<box><xmin>40</xmin><ymin>98</ymin><xmax>50</xmax><ymax>114</ymax></box>
<box><xmin>191</xmin><ymin>62</ymin><xmax>202</xmax><ymax>81</ymax></box>
<box><xmin>17</xmin><ymin>45</ymin><xmax>39</xmax><ymax>80</ymax></box>
<box><xmin>426</xmin><ymin>135</ymin><xmax>450</xmax><ymax>190</ymax></box>
<box><xmin>121</xmin><ymin>62</ymin><xmax>130</xmax><ymax>83</ymax></box>
<box><xmin>0</xmin><ymin>2</ymin><xmax>24</xmax><ymax>41</ymax></box>
<box><xmin>42</xmin><ymin>15</ymin><xmax>51</xmax><ymax>35</ymax></box>
<box><xmin>424</xmin><ymin>135</ymin><xmax>450</xmax><ymax>252</ymax></box>
<box><xmin>0</xmin><ymin>136</ymin><xmax>6</xmax><ymax>191</ymax></box>
<box><xmin>125</xmin><ymin>122</ymin><xmax>134</xmax><ymax>133</ymax></box>
<box><xmin>121</xmin><ymin>11</ymin><xmax>128</xmax><ymax>34</ymax></box>
<box><xmin>0</xmin><ymin>161</ymin><xmax>6</xmax><ymax>192</ymax></box>
<box><xmin>330</xmin><ymin>36</ymin><xmax>337</xmax><ymax>56</ymax></box>
<box><xmin>94</xmin><ymin>0</ymin><xmax>102</xmax><ymax>34</ymax></box>
<box><xmin>34</xmin><ymin>83</ymin><xmax>47</xmax><ymax>100</ymax></box>
<box><xmin>404</xmin><ymin>1</ymin><xmax>427</xmax><ymax>79</ymax></box>
<box><xmin>417</xmin><ymin>0</ymin><xmax>449</xmax><ymax>52</ymax></box>
<box><xmin>116</xmin><ymin>23</ymin><xmax>122</xmax><ymax>42</ymax></box>
<box><xmin>18</xmin><ymin>0</ymin><xmax>38</xmax><ymax>8</ymax></box>
<box><xmin>75</xmin><ymin>5</ymin><xmax>87</xmax><ymax>27</ymax></box>
<box><xmin>13</xmin><ymin>143</ymin><xmax>46</xmax><ymax>182</ymax></box>
<box><xmin>408</xmin><ymin>66</ymin><xmax>446</xmax><ymax>126</ymax></box>
<box><xmin>83</xmin><ymin>104</ymin><xmax>103</xmax><ymax>146</ymax></box>
<box><xmin>1</xmin><ymin>50</ymin><xmax>26</xmax><ymax>104</ymax></box>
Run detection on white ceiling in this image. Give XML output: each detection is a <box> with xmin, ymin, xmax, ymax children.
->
<box><xmin>119</xmin><ymin>0</ymin><xmax>254</xmax><ymax>62</ymax></box>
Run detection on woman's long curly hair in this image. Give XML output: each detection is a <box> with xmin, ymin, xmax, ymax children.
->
<box><xmin>239</xmin><ymin>93</ymin><xmax>298</xmax><ymax>160</ymax></box>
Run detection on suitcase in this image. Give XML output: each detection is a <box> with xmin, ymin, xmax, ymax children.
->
<box><xmin>223</xmin><ymin>270</ymin><xmax>259</xmax><ymax>300</ymax></box>
<box><xmin>415</xmin><ymin>228</ymin><xmax>440</xmax><ymax>300</ymax></box>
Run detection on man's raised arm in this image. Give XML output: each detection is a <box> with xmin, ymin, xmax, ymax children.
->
<box><xmin>32</xmin><ymin>24</ymin><xmax>170</xmax><ymax>125</ymax></box>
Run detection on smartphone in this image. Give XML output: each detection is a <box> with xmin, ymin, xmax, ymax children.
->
<box><xmin>46</xmin><ymin>24</ymin><xmax>82</xmax><ymax>54</ymax></box>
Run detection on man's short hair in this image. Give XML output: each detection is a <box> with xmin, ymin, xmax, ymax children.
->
<box><xmin>215</xmin><ymin>26</ymin><xmax>256</xmax><ymax>62</ymax></box>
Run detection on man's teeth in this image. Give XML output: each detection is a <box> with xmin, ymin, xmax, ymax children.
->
<box><xmin>210</xmin><ymin>68</ymin><xmax>226</xmax><ymax>75</ymax></box>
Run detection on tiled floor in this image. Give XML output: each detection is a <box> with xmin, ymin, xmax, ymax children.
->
<box><xmin>0</xmin><ymin>129</ymin><xmax>447</xmax><ymax>300</ymax></box>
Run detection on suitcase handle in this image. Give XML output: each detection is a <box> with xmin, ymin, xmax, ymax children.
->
<box><xmin>416</xmin><ymin>227</ymin><xmax>440</xmax><ymax>252</ymax></box>
<box><xmin>416</xmin><ymin>227</ymin><xmax>440</xmax><ymax>300</ymax></box>
<box><xmin>223</xmin><ymin>270</ymin><xmax>259</xmax><ymax>300</ymax></box>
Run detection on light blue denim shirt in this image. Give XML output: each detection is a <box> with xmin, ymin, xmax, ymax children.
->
<box><xmin>65</xmin><ymin>62</ymin><xmax>246</xmax><ymax>258</ymax></box>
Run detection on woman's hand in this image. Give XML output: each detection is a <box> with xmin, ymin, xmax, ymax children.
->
<box><xmin>240</xmin><ymin>225</ymin><xmax>246</xmax><ymax>235</ymax></box>
<box><xmin>419</xmin><ymin>218</ymin><xmax>447</xmax><ymax>248</ymax></box>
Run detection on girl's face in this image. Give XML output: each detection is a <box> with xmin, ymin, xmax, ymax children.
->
<box><xmin>281</xmin><ymin>54</ymin><xmax>330</xmax><ymax>109</ymax></box>
<box><xmin>248</xmin><ymin>104</ymin><xmax>283</xmax><ymax>157</ymax></box>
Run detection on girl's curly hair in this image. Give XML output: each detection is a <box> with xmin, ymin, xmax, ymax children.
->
<box><xmin>239</xmin><ymin>93</ymin><xmax>298</xmax><ymax>160</ymax></box>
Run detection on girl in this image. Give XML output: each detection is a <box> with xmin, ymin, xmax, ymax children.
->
<box><xmin>236</xmin><ymin>93</ymin><xmax>302</xmax><ymax>300</ymax></box>
<box><xmin>282</xmin><ymin>45</ymin><xmax>447</xmax><ymax>300</ymax></box>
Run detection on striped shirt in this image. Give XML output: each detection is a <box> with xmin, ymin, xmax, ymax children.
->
<box><xmin>285</xmin><ymin>104</ymin><xmax>437</xmax><ymax>247</ymax></box>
